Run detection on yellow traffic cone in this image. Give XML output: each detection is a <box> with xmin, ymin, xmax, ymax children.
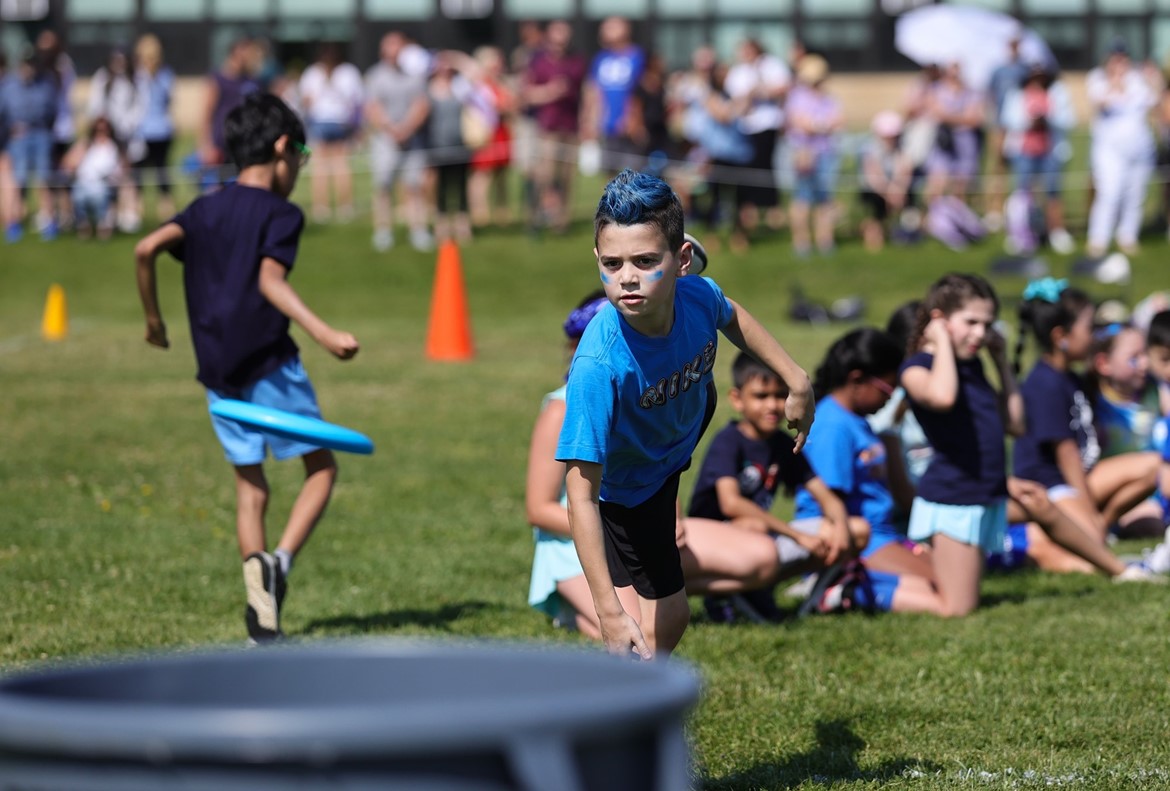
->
<box><xmin>41</xmin><ymin>284</ymin><xmax>68</xmax><ymax>342</ymax></box>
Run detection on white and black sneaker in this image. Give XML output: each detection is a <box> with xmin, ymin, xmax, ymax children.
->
<box><xmin>243</xmin><ymin>551</ymin><xmax>283</xmax><ymax>643</ymax></box>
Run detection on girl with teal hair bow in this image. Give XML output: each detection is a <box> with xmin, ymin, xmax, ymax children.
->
<box><xmin>1013</xmin><ymin>278</ymin><xmax>1163</xmax><ymax>580</ymax></box>
<box><xmin>1021</xmin><ymin>277</ymin><xmax>1067</xmax><ymax>304</ymax></box>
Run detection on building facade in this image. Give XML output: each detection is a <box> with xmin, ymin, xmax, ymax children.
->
<box><xmin>2</xmin><ymin>0</ymin><xmax>1170</xmax><ymax>76</ymax></box>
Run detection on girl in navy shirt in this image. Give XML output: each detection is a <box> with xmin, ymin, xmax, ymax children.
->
<box><xmin>1014</xmin><ymin>278</ymin><xmax>1160</xmax><ymax>580</ymax></box>
<box><xmin>901</xmin><ymin>274</ymin><xmax>1025</xmax><ymax>616</ymax></box>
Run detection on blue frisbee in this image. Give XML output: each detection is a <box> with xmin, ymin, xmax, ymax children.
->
<box><xmin>209</xmin><ymin>399</ymin><xmax>375</xmax><ymax>455</ymax></box>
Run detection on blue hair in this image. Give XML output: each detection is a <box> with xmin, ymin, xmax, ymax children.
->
<box><xmin>593</xmin><ymin>169</ymin><xmax>685</xmax><ymax>252</ymax></box>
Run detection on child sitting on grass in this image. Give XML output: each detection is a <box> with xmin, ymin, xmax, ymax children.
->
<box><xmin>61</xmin><ymin>116</ymin><xmax>121</xmax><ymax>240</ymax></box>
<box><xmin>133</xmin><ymin>93</ymin><xmax>360</xmax><ymax>643</ymax></box>
<box><xmin>796</xmin><ymin>327</ymin><xmax>944</xmax><ymax>614</ymax></box>
<box><xmin>1013</xmin><ymin>278</ymin><xmax>1161</xmax><ymax>580</ymax></box>
<box><xmin>688</xmin><ymin>351</ymin><xmax>868</xmax><ymax>622</ymax></box>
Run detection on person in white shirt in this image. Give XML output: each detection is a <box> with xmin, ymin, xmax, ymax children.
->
<box><xmin>1085</xmin><ymin>40</ymin><xmax>1159</xmax><ymax>257</ymax></box>
<box><xmin>61</xmin><ymin>116</ymin><xmax>122</xmax><ymax>240</ymax></box>
<box><xmin>299</xmin><ymin>42</ymin><xmax>364</xmax><ymax>224</ymax></box>
<box><xmin>722</xmin><ymin>39</ymin><xmax>790</xmax><ymax>251</ymax></box>
<box><xmin>87</xmin><ymin>47</ymin><xmax>142</xmax><ymax>233</ymax></box>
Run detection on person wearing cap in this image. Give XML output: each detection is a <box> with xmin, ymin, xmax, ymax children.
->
<box><xmin>858</xmin><ymin>110</ymin><xmax>913</xmax><ymax>252</ymax></box>
<box><xmin>785</xmin><ymin>54</ymin><xmax>843</xmax><ymax>257</ymax></box>
<box><xmin>1085</xmin><ymin>39</ymin><xmax>1159</xmax><ymax>258</ymax></box>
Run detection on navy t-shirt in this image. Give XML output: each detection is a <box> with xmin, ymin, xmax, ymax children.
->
<box><xmin>687</xmin><ymin>420</ymin><xmax>813</xmax><ymax>520</ymax></box>
<box><xmin>901</xmin><ymin>352</ymin><xmax>1008</xmax><ymax>504</ymax></box>
<box><xmin>1013</xmin><ymin>359</ymin><xmax>1101</xmax><ymax>488</ymax></box>
<box><xmin>169</xmin><ymin>184</ymin><xmax>303</xmax><ymax>395</ymax></box>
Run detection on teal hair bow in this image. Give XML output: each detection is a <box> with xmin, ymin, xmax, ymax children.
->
<box><xmin>1022</xmin><ymin>277</ymin><xmax>1068</xmax><ymax>303</ymax></box>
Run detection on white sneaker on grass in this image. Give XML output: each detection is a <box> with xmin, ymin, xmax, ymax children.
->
<box><xmin>372</xmin><ymin>229</ymin><xmax>394</xmax><ymax>252</ymax></box>
<box><xmin>1049</xmin><ymin>227</ymin><xmax>1076</xmax><ymax>255</ymax></box>
<box><xmin>409</xmin><ymin>227</ymin><xmax>435</xmax><ymax>252</ymax></box>
<box><xmin>1114</xmin><ymin>562</ymin><xmax>1167</xmax><ymax>583</ymax></box>
<box><xmin>243</xmin><ymin>551</ymin><xmax>283</xmax><ymax>643</ymax></box>
<box><xmin>1140</xmin><ymin>528</ymin><xmax>1170</xmax><ymax>574</ymax></box>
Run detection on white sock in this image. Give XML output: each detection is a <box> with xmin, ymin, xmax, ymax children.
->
<box><xmin>274</xmin><ymin>548</ymin><xmax>294</xmax><ymax>577</ymax></box>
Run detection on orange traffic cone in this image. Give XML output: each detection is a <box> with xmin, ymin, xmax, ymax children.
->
<box><xmin>425</xmin><ymin>240</ymin><xmax>474</xmax><ymax>361</ymax></box>
<box><xmin>41</xmin><ymin>284</ymin><xmax>68</xmax><ymax>342</ymax></box>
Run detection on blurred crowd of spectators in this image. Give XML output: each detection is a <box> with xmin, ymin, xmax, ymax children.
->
<box><xmin>3</xmin><ymin>20</ymin><xmax>1170</xmax><ymax>258</ymax></box>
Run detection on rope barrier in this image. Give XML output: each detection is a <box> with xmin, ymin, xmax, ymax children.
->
<box><xmin>9</xmin><ymin>130</ymin><xmax>1169</xmax><ymax>200</ymax></box>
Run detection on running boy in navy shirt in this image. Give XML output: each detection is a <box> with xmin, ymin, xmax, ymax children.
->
<box><xmin>134</xmin><ymin>93</ymin><xmax>359</xmax><ymax>642</ymax></box>
<box><xmin>557</xmin><ymin>169</ymin><xmax>814</xmax><ymax>659</ymax></box>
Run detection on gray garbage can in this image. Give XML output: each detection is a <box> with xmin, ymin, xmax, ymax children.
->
<box><xmin>0</xmin><ymin>640</ymin><xmax>700</xmax><ymax>791</ymax></box>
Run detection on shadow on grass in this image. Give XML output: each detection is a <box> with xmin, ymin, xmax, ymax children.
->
<box><xmin>299</xmin><ymin>601</ymin><xmax>502</xmax><ymax>636</ymax></box>
<box><xmin>703</xmin><ymin>719</ymin><xmax>939</xmax><ymax>789</ymax></box>
<box><xmin>980</xmin><ymin>583</ymin><xmax>1100</xmax><ymax>610</ymax></box>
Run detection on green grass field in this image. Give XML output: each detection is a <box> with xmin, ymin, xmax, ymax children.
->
<box><xmin>3</xmin><ymin>186</ymin><xmax>1170</xmax><ymax>789</ymax></box>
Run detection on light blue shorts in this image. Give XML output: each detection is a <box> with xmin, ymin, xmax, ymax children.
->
<box><xmin>907</xmin><ymin>496</ymin><xmax>1007</xmax><ymax>553</ymax></box>
<box><xmin>206</xmin><ymin>356</ymin><xmax>324</xmax><ymax>466</ymax></box>
<box><xmin>528</xmin><ymin>528</ymin><xmax>584</xmax><ymax>618</ymax></box>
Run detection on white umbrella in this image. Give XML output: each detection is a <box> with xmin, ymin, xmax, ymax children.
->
<box><xmin>895</xmin><ymin>5</ymin><xmax>1057</xmax><ymax>90</ymax></box>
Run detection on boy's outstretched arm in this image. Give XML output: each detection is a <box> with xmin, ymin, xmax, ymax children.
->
<box><xmin>134</xmin><ymin>223</ymin><xmax>185</xmax><ymax>349</ymax></box>
<box><xmin>721</xmin><ymin>300</ymin><xmax>814</xmax><ymax>450</ymax></box>
<box><xmin>258</xmin><ymin>258</ymin><xmax>360</xmax><ymax>360</ymax></box>
<box><xmin>564</xmin><ymin>461</ymin><xmax>652</xmax><ymax>660</ymax></box>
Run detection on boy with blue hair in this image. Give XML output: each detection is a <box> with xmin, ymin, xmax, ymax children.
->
<box><xmin>557</xmin><ymin>169</ymin><xmax>814</xmax><ymax>659</ymax></box>
<box><xmin>134</xmin><ymin>93</ymin><xmax>360</xmax><ymax>643</ymax></box>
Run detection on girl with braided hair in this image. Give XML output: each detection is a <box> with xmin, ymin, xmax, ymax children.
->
<box><xmin>1013</xmin><ymin>278</ymin><xmax>1162</xmax><ymax>579</ymax></box>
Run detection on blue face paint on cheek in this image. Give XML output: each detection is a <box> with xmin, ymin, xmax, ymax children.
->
<box><xmin>648</xmin><ymin>269</ymin><xmax>665</xmax><ymax>282</ymax></box>
<box><xmin>600</xmin><ymin>272</ymin><xmax>611</xmax><ymax>284</ymax></box>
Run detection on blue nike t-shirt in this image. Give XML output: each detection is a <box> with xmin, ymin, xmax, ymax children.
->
<box><xmin>794</xmin><ymin>395</ymin><xmax>895</xmax><ymax>534</ymax></box>
<box><xmin>556</xmin><ymin>275</ymin><xmax>733</xmax><ymax>507</ymax></box>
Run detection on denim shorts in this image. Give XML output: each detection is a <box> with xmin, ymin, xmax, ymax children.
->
<box><xmin>307</xmin><ymin>121</ymin><xmax>355</xmax><ymax>144</ymax></box>
<box><xmin>792</xmin><ymin>150</ymin><xmax>839</xmax><ymax>205</ymax></box>
<box><xmin>206</xmin><ymin>356</ymin><xmax>324</xmax><ymax>466</ymax></box>
<box><xmin>907</xmin><ymin>496</ymin><xmax>1007</xmax><ymax>552</ymax></box>
<box><xmin>9</xmin><ymin>128</ymin><xmax>53</xmax><ymax>188</ymax></box>
<box><xmin>1013</xmin><ymin>153</ymin><xmax>1063</xmax><ymax>198</ymax></box>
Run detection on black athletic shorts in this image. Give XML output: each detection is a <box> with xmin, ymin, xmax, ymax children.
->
<box><xmin>599</xmin><ymin>472</ymin><xmax>684</xmax><ymax>599</ymax></box>
<box><xmin>597</xmin><ymin>381</ymin><xmax>717</xmax><ymax>600</ymax></box>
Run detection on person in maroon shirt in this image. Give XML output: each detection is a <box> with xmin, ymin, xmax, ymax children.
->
<box><xmin>524</xmin><ymin>20</ymin><xmax>585</xmax><ymax>233</ymax></box>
